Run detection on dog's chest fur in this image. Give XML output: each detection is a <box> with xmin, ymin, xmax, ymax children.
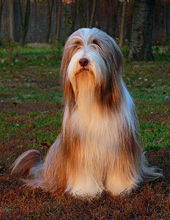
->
<box><xmin>69</xmin><ymin>98</ymin><xmax>119</xmax><ymax>153</ymax></box>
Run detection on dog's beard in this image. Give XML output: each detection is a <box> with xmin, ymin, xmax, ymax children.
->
<box><xmin>75</xmin><ymin>70</ymin><xmax>95</xmax><ymax>103</ymax></box>
<box><xmin>72</xmin><ymin>69</ymin><xmax>103</xmax><ymax>129</ymax></box>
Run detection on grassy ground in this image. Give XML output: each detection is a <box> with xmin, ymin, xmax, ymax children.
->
<box><xmin>0</xmin><ymin>44</ymin><xmax>169</xmax><ymax>219</ymax></box>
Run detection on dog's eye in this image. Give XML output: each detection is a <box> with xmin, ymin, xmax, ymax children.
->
<box><xmin>74</xmin><ymin>41</ymin><xmax>82</xmax><ymax>46</ymax></box>
<box><xmin>72</xmin><ymin>41</ymin><xmax>82</xmax><ymax>51</ymax></box>
<box><xmin>92</xmin><ymin>39</ymin><xmax>100</xmax><ymax>47</ymax></box>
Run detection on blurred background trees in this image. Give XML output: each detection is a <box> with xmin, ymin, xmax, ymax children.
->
<box><xmin>128</xmin><ymin>0</ymin><xmax>156</xmax><ymax>61</ymax></box>
<box><xmin>18</xmin><ymin>0</ymin><xmax>31</xmax><ymax>47</ymax></box>
<box><xmin>0</xmin><ymin>0</ymin><xmax>169</xmax><ymax>61</ymax></box>
<box><xmin>0</xmin><ymin>0</ymin><xmax>5</xmax><ymax>43</ymax></box>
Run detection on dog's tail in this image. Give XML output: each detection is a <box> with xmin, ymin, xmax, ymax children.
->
<box><xmin>11</xmin><ymin>150</ymin><xmax>42</xmax><ymax>177</ymax></box>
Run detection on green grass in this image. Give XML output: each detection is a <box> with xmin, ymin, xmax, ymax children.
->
<box><xmin>0</xmin><ymin>42</ymin><xmax>62</xmax><ymax>68</ymax></box>
<box><xmin>123</xmin><ymin>60</ymin><xmax>169</xmax><ymax>151</ymax></box>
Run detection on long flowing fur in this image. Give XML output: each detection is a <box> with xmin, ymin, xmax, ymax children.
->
<box><xmin>11</xmin><ymin>28</ymin><xmax>162</xmax><ymax>198</ymax></box>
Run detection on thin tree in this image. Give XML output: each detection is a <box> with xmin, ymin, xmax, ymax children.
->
<box><xmin>89</xmin><ymin>0</ymin><xmax>96</xmax><ymax>28</ymax></box>
<box><xmin>86</xmin><ymin>0</ymin><xmax>89</xmax><ymax>27</ymax></box>
<box><xmin>56</xmin><ymin>0</ymin><xmax>62</xmax><ymax>42</ymax></box>
<box><xmin>164</xmin><ymin>0</ymin><xmax>169</xmax><ymax>42</ymax></box>
<box><xmin>119</xmin><ymin>0</ymin><xmax>127</xmax><ymax>48</ymax></box>
<box><xmin>144</xmin><ymin>0</ymin><xmax>155</xmax><ymax>60</ymax></box>
<box><xmin>69</xmin><ymin>0</ymin><xmax>77</xmax><ymax>35</ymax></box>
<box><xmin>78</xmin><ymin>0</ymin><xmax>86</xmax><ymax>28</ymax></box>
<box><xmin>9</xmin><ymin>0</ymin><xmax>14</xmax><ymax>42</ymax></box>
<box><xmin>112</xmin><ymin>0</ymin><xmax>118</xmax><ymax>37</ymax></box>
<box><xmin>18</xmin><ymin>0</ymin><xmax>31</xmax><ymax>47</ymax></box>
<box><xmin>106</xmin><ymin>0</ymin><xmax>111</xmax><ymax>33</ymax></box>
<box><xmin>46</xmin><ymin>0</ymin><xmax>54</xmax><ymax>43</ymax></box>
<box><xmin>161</xmin><ymin>0</ymin><xmax>168</xmax><ymax>44</ymax></box>
<box><xmin>0</xmin><ymin>0</ymin><xmax>5</xmax><ymax>39</ymax></box>
<box><xmin>129</xmin><ymin>0</ymin><xmax>155</xmax><ymax>61</ymax></box>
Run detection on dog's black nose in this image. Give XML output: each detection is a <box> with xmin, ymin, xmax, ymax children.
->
<box><xmin>79</xmin><ymin>58</ymin><xmax>89</xmax><ymax>67</ymax></box>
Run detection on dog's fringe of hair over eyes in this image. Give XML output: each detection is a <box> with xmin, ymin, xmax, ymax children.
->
<box><xmin>11</xmin><ymin>28</ymin><xmax>162</xmax><ymax>199</ymax></box>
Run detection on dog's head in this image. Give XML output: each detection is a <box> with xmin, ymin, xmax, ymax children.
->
<box><xmin>61</xmin><ymin>28</ymin><xmax>123</xmax><ymax>110</ymax></box>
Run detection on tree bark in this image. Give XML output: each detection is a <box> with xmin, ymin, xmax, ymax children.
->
<box><xmin>106</xmin><ymin>0</ymin><xmax>111</xmax><ymax>33</ymax></box>
<box><xmin>89</xmin><ymin>0</ymin><xmax>96</xmax><ymax>28</ymax></box>
<box><xmin>0</xmin><ymin>0</ymin><xmax>5</xmax><ymax>38</ymax></box>
<box><xmin>86</xmin><ymin>0</ymin><xmax>89</xmax><ymax>27</ymax></box>
<box><xmin>144</xmin><ymin>0</ymin><xmax>155</xmax><ymax>60</ymax></box>
<box><xmin>69</xmin><ymin>0</ymin><xmax>77</xmax><ymax>35</ymax></box>
<box><xmin>46</xmin><ymin>0</ymin><xmax>54</xmax><ymax>43</ymax></box>
<box><xmin>126</xmin><ymin>1</ymin><xmax>133</xmax><ymax>43</ymax></box>
<box><xmin>129</xmin><ymin>0</ymin><xmax>155</xmax><ymax>61</ymax></box>
<box><xmin>9</xmin><ymin>0</ymin><xmax>14</xmax><ymax>41</ymax></box>
<box><xmin>119</xmin><ymin>0</ymin><xmax>126</xmax><ymax>48</ymax></box>
<box><xmin>112</xmin><ymin>0</ymin><xmax>118</xmax><ymax>37</ymax></box>
<box><xmin>78</xmin><ymin>0</ymin><xmax>86</xmax><ymax>28</ymax></box>
<box><xmin>56</xmin><ymin>0</ymin><xmax>62</xmax><ymax>41</ymax></box>
<box><xmin>18</xmin><ymin>0</ymin><xmax>31</xmax><ymax>47</ymax></box>
<box><xmin>165</xmin><ymin>0</ymin><xmax>170</xmax><ymax>41</ymax></box>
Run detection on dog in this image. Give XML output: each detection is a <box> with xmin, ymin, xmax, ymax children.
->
<box><xmin>11</xmin><ymin>28</ymin><xmax>162</xmax><ymax>198</ymax></box>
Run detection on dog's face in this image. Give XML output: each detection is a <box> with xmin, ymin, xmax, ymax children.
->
<box><xmin>61</xmin><ymin>28</ymin><xmax>123</xmax><ymax>109</ymax></box>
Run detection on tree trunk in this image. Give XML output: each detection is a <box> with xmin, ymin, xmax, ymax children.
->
<box><xmin>86</xmin><ymin>0</ymin><xmax>89</xmax><ymax>27</ymax></box>
<box><xmin>106</xmin><ymin>0</ymin><xmax>111</xmax><ymax>33</ymax></box>
<box><xmin>116</xmin><ymin>1</ymin><xmax>121</xmax><ymax>39</ymax></box>
<box><xmin>0</xmin><ymin>0</ymin><xmax>5</xmax><ymax>44</ymax></box>
<box><xmin>119</xmin><ymin>1</ymin><xmax>126</xmax><ymax>48</ymax></box>
<box><xmin>0</xmin><ymin>0</ymin><xmax>5</xmax><ymax>36</ymax></box>
<box><xmin>46</xmin><ymin>0</ymin><xmax>50</xmax><ymax>43</ymax></box>
<box><xmin>9</xmin><ymin>0</ymin><xmax>14</xmax><ymax>41</ymax></box>
<box><xmin>18</xmin><ymin>0</ymin><xmax>31</xmax><ymax>47</ymax></box>
<box><xmin>34</xmin><ymin>0</ymin><xmax>38</xmax><ymax>28</ymax></box>
<box><xmin>165</xmin><ymin>0</ymin><xmax>170</xmax><ymax>41</ymax></box>
<box><xmin>144</xmin><ymin>0</ymin><xmax>155</xmax><ymax>60</ymax></box>
<box><xmin>46</xmin><ymin>0</ymin><xmax>54</xmax><ymax>43</ymax></box>
<box><xmin>56</xmin><ymin>0</ymin><xmax>62</xmax><ymax>41</ymax></box>
<box><xmin>129</xmin><ymin>0</ymin><xmax>155</xmax><ymax>61</ymax></box>
<box><xmin>89</xmin><ymin>0</ymin><xmax>96</xmax><ymax>28</ymax></box>
<box><xmin>126</xmin><ymin>1</ymin><xmax>133</xmax><ymax>43</ymax></box>
<box><xmin>112</xmin><ymin>0</ymin><xmax>117</xmax><ymax>37</ymax></box>
<box><xmin>78</xmin><ymin>0</ymin><xmax>86</xmax><ymax>28</ymax></box>
<box><xmin>69</xmin><ymin>1</ymin><xmax>77</xmax><ymax>35</ymax></box>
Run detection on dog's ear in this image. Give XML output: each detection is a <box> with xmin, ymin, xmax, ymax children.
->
<box><xmin>94</xmin><ymin>36</ymin><xmax>123</xmax><ymax>111</ymax></box>
<box><xmin>108</xmin><ymin>36</ymin><xmax>123</xmax><ymax>76</ymax></box>
<box><xmin>60</xmin><ymin>41</ymin><xmax>76</xmax><ymax>108</ymax></box>
<box><xmin>60</xmin><ymin>46</ymin><xmax>70</xmax><ymax>82</ymax></box>
<box><xmin>95</xmin><ymin>76</ymin><xmax>121</xmax><ymax>112</ymax></box>
<box><xmin>63</xmin><ymin>79</ymin><xmax>75</xmax><ymax>109</ymax></box>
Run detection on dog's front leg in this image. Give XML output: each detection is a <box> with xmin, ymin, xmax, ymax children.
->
<box><xmin>65</xmin><ymin>168</ymin><xmax>104</xmax><ymax>198</ymax></box>
<box><xmin>105</xmin><ymin>166</ymin><xmax>136</xmax><ymax>196</ymax></box>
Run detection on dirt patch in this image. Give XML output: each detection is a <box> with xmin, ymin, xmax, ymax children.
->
<box><xmin>140</xmin><ymin>108</ymin><xmax>170</xmax><ymax>125</ymax></box>
<box><xmin>0</xmin><ymin>76</ymin><xmax>61</xmax><ymax>89</ymax></box>
<box><xmin>0</xmin><ymin>102</ymin><xmax>63</xmax><ymax>114</ymax></box>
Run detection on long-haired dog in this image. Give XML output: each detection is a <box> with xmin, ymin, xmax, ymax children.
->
<box><xmin>11</xmin><ymin>28</ymin><xmax>162</xmax><ymax>198</ymax></box>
